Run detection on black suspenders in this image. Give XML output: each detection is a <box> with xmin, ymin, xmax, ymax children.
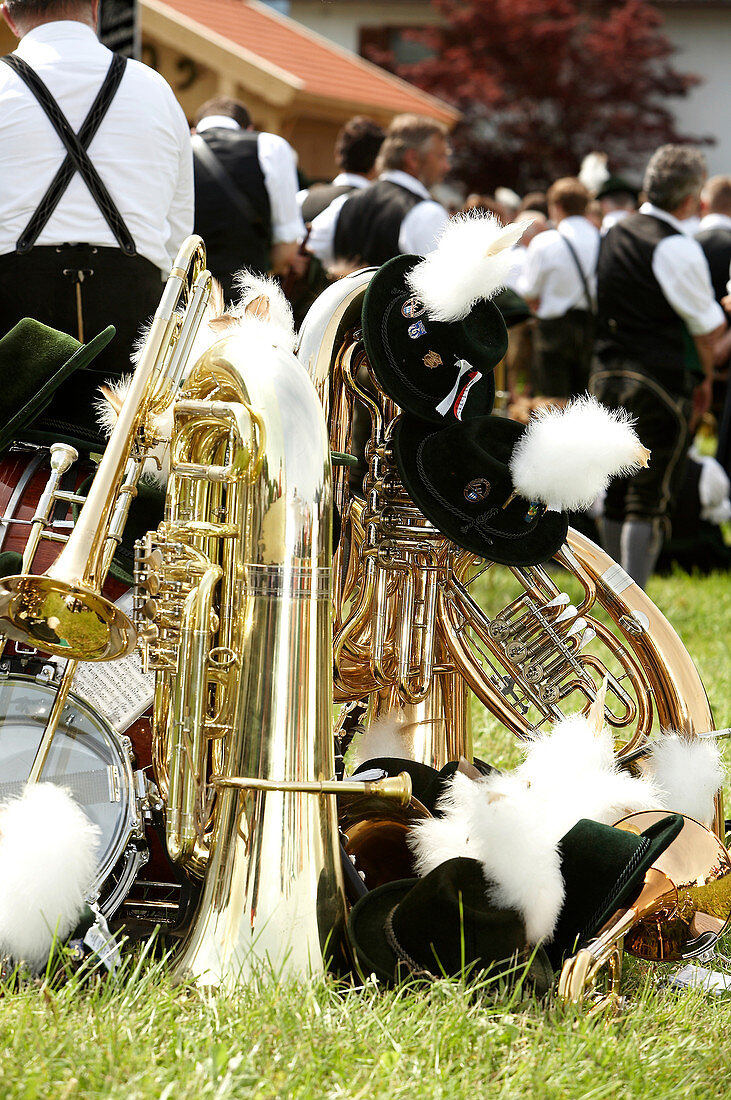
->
<box><xmin>0</xmin><ymin>52</ymin><xmax>136</xmax><ymax>255</ymax></box>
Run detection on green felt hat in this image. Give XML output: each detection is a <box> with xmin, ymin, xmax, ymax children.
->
<box><xmin>361</xmin><ymin>255</ymin><xmax>504</xmax><ymax>423</ymax></box>
<box><xmin>0</xmin><ymin>320</ymin><xmax>115</xmax><ymax>455</ymax></box>
<box><xmin>392</xmin><ymin>413</ymin><xmax>568</xmax><ymax>567</ymax></box>
<box><xmin>546</xmin><ymin>813</ymin><xmax>684</xmax><ymax>967</ymax></box>
<box><xmin>348</xmin><ymin>856</ymin><xmax>554</xmax><ymax>992</ymax></box>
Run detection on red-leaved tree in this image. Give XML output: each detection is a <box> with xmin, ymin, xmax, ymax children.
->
<box><xmin>375</xmin><ymin>0</ymin><xmax>708</xmax><ymax>193</ymax></box>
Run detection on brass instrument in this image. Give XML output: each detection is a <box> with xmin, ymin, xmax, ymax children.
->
<box><xmin>558</xmin><ymin>810</ymin><xmax>731</xmax><ymax>1012</ymax></box>
<box><xmin>296</xmin><ymin>274</ymin><xmax>720</xmax><ymax>829</ymax></box>
<box><xmin>131</xmin><ymin>279</ymin><xmax>409</xmax><ymax>988</ymax></box>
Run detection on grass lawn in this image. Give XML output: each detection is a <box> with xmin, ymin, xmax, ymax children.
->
<box><xmin>2</xmin><ymin>568</ymin><xmax>731</xmax><ymax>1099</ymax></box>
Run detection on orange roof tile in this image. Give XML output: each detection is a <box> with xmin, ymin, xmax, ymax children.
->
<box><xmin>150</xmin><ymin>0</ymin><xmax>459</xmax><ymax>122</ymax></box>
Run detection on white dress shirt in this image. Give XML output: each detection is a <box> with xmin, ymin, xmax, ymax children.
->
<box><xmin>307</xmin><ymin>168</ymin><xmax>449</xmax><ymax>266</ymax></box>
<box><xmin>196</xmin><ymin>116</ymin><xmax>304</xmax><ymax>245</ymax></box>
<box><xmin>698</xmin><ymin>212</ymin><xmax>731</xmax><ymax>233</ymax></box>
<box><xmin>639</xmin><ymin>202</ymin><xmax>724</xmax><ymax>336</ymax></box>
<box><xmin>0</xmin><ymin>21</ymin><xmax>193</xmax><ymax>273</ymax></box>
<box><xmin>517</xmin><ymin>216</ymin><xmax>600</xmax><ymax>318</ymax></box>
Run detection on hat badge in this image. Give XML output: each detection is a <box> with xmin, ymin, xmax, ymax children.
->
<box><xmin>464</xmin><ymin>478</ymin><xmax>491</xmax><ymax>502</ymax></box>
<box><xmin>401</xmin><ymin>296</ymin><xmax>425</xmax><ymax>319</ymax></box>
<box><xmin>423</xmin><ymin>350</ymin><xmax>443</xmax><ymax>370</ymax></box>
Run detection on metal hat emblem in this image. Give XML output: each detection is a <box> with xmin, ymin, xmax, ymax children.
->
<box><xmin>423</xmin><ymin>350</ymin><xmax>443</xmax><ymax>369</ymax></box>
<box><xmin>407</xmin><ymin>320</ymin><xmax>427</xmax><ymax>339</ymax></box>
<box><xmin>401</xmin><ymin>296</ymin><xmax>426</xmax><ymax>319</ymax></box>
<box><xmin>464</xmin><ymin>478</ymin><xmax>491</xmax><ymax>502</ymax></box>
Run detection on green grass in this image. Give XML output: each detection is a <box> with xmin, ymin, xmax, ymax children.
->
<box><xmin>2</xmin><ymin>569</ymin><xmax>731</xmax><ymax>1098</ymax></box>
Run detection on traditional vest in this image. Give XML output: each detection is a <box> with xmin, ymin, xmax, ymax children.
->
<box><xmin>595</xmin><ymin>213</ymin><xmax>700</xmax><ymax>388</ymax></box>
<box><xmin>300</xmin><ymin>182</ymin><xmax>356</xmax><ymax>224</ymax></box>
<box><xmin>193</xmin><ymin>129</ymin><xmax>270</xmax><ymax>292</ymax></box>
<box><xmin>696</xmin><ymin>226</ymin><xmax>731</xmax><ymax>304</ymax></box>
<box><xmin>333</xmin><ymin>180</ymin><xmax>422</xmax><ymax>266</ymax></box>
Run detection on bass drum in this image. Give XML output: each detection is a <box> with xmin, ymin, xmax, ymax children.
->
<box><xmin>0</xmin><ymin>445</ymin><xmax>191</xmax><ymax>936</ymax></box>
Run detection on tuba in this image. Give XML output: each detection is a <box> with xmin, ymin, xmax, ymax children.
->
<box><xmin>296</xmin><ymin>271</ymin><xmax>723</xmax><ymax>834</ymax></box>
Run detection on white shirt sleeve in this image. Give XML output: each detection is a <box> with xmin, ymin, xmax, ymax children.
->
<box><xmin>398</xmin><ymin>200</ymin><xmax>450</xmax><ymax>256</ymax></box>
<box><xmin>164</xmin><ymin>103</ymin><xmax>195</xmax><ymax>269</ymax></box>
<box><xmin>652</xmin><ymin>234</ymin><xmax>726</xmax><ymax>335</ymax></box>
<box><xmin>306</xmin><ymin>193</ymin><xmax>350</xmax><ymax>266</ymax></box>
<box><xmin>516</xmin><ymin>236</ymin><xmax>547</xmax><ymax>302</ymax></box>
<box><xmin>256</xmin><ymin>132</ymin><xmax>306</xmax><ymax>245</ymax></box>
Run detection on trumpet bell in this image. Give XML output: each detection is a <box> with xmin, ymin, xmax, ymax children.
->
<box><xmin>0</xmin><ymin>575</ymin><xmax>136</xmax><ymax>660</ymax></box>
<box><xmin>615</xmin><ymin>809</ymin><xmax>731</xmax><ymax>961</ymax></box>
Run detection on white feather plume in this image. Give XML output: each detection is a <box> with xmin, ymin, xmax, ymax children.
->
<box><xmin>349</xmin><ymin>717</ymin><xmax>415</xmax><ymax>770</ymax></box>
<box><xmin>409</xmin><ymin>772</ymin><xmax>565</xmax><ymax>944</ymax></box>
<box><xmin>406</xmin><ymin>211</ymin><xmax>526</xmax><ymax>323</ymax></box>
<box><xmin>0</xmin><ymin>784</ymin><xmax>100</xmax><ymax>971</ymax></box>
<box><xmin>509</xmin><ymin>394</ymin><xmax>651</xmax><ymax>511</ymax></box>
<box><xmin>231</xmin><ymin>271</ymin><xmax>296</xmax><ymax>352</ymax></box>
<box><xmin>95</xmin><ymin>271</ymin><xmax>297</xmax><ymax>486</ymax></box>
<box><xmin>407</xmin><ymin>704</ymin><xmax>664</xmax><ymax>944</ymax></box>
<box><xmin>643</xmin><ymin>733</ymin><xmax>725</xmax><ymax>827</ymax></box>
<box><xmin>578</xmin><ymin>152</ymin><xmax>610</xmax><ymax>197</ymax></box>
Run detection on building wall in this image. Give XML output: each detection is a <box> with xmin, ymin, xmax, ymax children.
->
<box><xmin>288</xmin><ymin>1</ymin><xmax>437</xmax><ymax>54</ymax></box>
<box><xmin>661</xmin><ymin>7</ymin><xmax>731</xmax><ymax>176</ymax></box>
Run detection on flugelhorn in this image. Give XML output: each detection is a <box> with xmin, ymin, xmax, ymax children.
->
<box><xmin>558</xmin><ymin>810</ymin><xmax>731</xmax><ymax>1012</ymax></box>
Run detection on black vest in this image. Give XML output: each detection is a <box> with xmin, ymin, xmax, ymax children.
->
<box><xmin>300</xmin><ymin>182</ymin><xmax>356</xmax><ymax>224</ymax></box>
<box><xmin>595</xmin><ymin>213</ymin><xmax>698</xmax><ymax>387</ymax></box>
<box><xmin>193</xmin><ymin>129</ymin><xmax>271</xmax><ymax>296</ymax></box>
<box><xmin>333</xmin><ymin>180</ymin><xmax>422</xmax><ymax>266</ymax></box>
<box><xmin>696</xmin><ymin>226</ymin><xmax>731</xmax><ymax>304</ymax></box>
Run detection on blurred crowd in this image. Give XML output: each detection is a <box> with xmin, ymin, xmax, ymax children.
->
<box><xmin>2</xmin><ymin>0</ymin><xmax>729</xmax><ymax>589</ymax></box>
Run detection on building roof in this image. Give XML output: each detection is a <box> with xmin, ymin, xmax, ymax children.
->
<box><xmin>143</xmin><ymin>0</ymin><xmax>459</xmax><ymax>123</ymax></box>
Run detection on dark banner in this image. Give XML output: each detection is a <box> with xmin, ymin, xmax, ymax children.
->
<box><xmin>98</xmin><ymin>0</ymin><xmax>139</xmax><ymax>59</ymax></box>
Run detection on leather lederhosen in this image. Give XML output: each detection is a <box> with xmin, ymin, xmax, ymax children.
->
<box><xmin>0</xmin><ymin>51</ymin><xmax>164</xmax><ymax>442</ymax></box>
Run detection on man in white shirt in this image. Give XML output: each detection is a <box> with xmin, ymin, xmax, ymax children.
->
<box><xmin>192</xmin><ymin>95</ymin><xmax>305</xmax><ymax>302</ymax></box>
<box><xmin>307</xmin><ymin>114</ymin><xmax>451</xmax><ymax>272</ymax></box>
<box><xmin>0</xmin><ymin>0</ymin><xmax>193</xmax><ymax>408</ymax></box>
<box><xmin>517</xmin><ymin>177</ymin><xmax>600</xmax><ymax>398</ymax></box>
<box><xmin>590</xmin><ymin>145</ymin><xmax>727</xmax><ymax>588</ymax></box>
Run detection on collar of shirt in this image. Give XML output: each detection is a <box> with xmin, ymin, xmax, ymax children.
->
<box><xmin>196</xmin><ymin>116</ymin><xmax>241</xmax><ymax>133</ymax></box>
<box><xmin>699</xmin><ymin>212</ymin><xmax>731</xmax><ymax>232</ymax></box>
<box><xmin>332</xmin><ymin>172</ymin><xmax>370</xmax><ymax>189</ymax></box>
<box><xmin>16</xmin><ymin>20</ymin><xmax>98</xmax><ymax>53</ymax></box>
<box><xmin>640</xmin><ymin>201</ymin><xmax>698</xmax><ymax>235</ymax></box>
<box><xmin>379</xmin><ymin>170</ymin><xmax>433</xmax><ymax>202</ymax></box>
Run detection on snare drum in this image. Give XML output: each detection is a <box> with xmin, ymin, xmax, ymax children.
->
<box><xmin>0</xmin><ymin>447</ymin><xmax>190</xmax><ymax>935</ymax></box>
<box><xmin>0</xmin><ymin>673</ymin><xmax>147</xmax><ymax>917</ymax></box>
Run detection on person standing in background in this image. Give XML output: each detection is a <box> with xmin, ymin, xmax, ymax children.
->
<box><xmin>517</xmin><ymin>178</ymin><xmax>600</xmax><ymax>399</ymax></box>
<box><xmin>192</xmin><ymin>95</ymin><xmax>304</xmax><ymax>301</ymax></box>
<box><xmin>590</xmin><ymin>145</ymin><xmax>727</xmax><ymax>589</ymax></box>
<box><xmin>0</xmin><ymin>0</ymin><xmax>193</xmax><ymax>381</ymax></box>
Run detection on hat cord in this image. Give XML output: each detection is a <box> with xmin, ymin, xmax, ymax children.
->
<box><xmin>577</xmin><ymin>835</ymin><xmax>650</xmax><ymax>947</ymax></box>
<box><xmin>385</xmin><ymin>905</ymin><xmax>438</xmax><ymax>980</ymax></box>
<box><xmin>415</xmin><ymin>438</ymin><xmax>533</xmax><ymax>542</ymax></box>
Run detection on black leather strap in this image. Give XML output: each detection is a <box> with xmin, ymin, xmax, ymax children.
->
<box><xmin>1</xmin><ymin>53</ymin><xmax>136</xmax><ymax>255</ymax></box>
<box><xmin>562</xmin><ymin>233</ymin><xmax>596</xmax><ymax>313</ymax></box>
<box><xmin>192</xmin><ymin>133</ymin><xmax>264</xmax><ymax>231</ymax></box>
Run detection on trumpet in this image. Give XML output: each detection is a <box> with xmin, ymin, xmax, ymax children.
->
<box><xmin>559</xmin><ymin>810</ymin><xmax>731</xmax><ymax>1012</ymax></box>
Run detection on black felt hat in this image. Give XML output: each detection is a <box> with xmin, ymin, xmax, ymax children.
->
<box><xmin>348</xmin><ymin>856</ymin><xmax>554</xmax><ymax>992</ymax></box>
<box><xmin>546</xmin><ymin>813</ymin><xmax>684</xmax><ymax>967</ymax></box>
<box><xmin>595</xmin><ymin>175</ymin><xmax>640</xmax><ymax>202</ymax></box>
<box><xmin>392</xmin><ymin>413</ymin><xmax>568</xmax><ymax>566</ymax></box>
<box><xmin>0</xmin><ymin>319</ymin><xmax>115</xmax><ymax>454</ymax></box>
<box><xmin>352</xmin><ymin>757</ymin><xmax>497</xmax><ymax>816</ymax></box>
<box><xmin>361</xmin><ymin>255</ymin><xmax>505</xmax><ymax>423</ymax></box>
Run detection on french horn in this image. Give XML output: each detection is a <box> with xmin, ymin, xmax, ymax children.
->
<box><xmin>296</xmin><ymin>271</ymin><xmax>723</xmax><ymax>835</ymax></box>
